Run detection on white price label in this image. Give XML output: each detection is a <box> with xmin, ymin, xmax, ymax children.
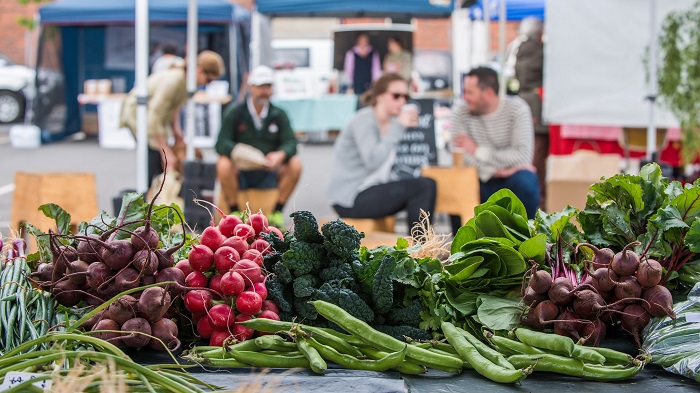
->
<box><xmin>0</xmin><ymin>372</ymin><xmax>52</xmax><ymax>391</ymax></box>
<box><xmin>685</xmin><ymin>312</ymin><xmax>700</xmax><ymax>323</ymax></box>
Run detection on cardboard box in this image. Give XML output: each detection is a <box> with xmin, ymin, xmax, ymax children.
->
<box><xmin>546</xmin><ymin>151</ymin><xmax>621</xmax><ymax>213</ymax></box>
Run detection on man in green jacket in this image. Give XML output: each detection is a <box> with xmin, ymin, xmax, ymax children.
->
<box><xmin>215</xmin><ymin>65</ymin><xmax>302</xmax><ymax>214</ymax></box>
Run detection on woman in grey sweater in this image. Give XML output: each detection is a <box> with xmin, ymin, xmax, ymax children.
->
<box><xmin>327</xmin><ymin>73</ymin><xmax>437</xmax><ymax>237</ymax></box>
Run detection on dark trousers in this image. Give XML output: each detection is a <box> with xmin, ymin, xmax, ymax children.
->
<box><xmin>533</xmin><ymin>133</ymin><xmax>549</xmax><ymax>209</ymax></box>
<box><xmin>479</xmin><ymin>170</ymin><xmax>540</xmax><ymax>219</ymax></box>
<box><xmin>333</xmin><ymin>177</ymin><xmax>437</xmax><ymax>235</ymax></box>
<box><xmin>148</xmin><ymin>148</ymin><xmax>163</xmax><ymax>189</ymax></box>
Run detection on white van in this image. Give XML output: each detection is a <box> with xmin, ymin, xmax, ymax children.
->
<box><xmin>270</xmin><ymin>39</ymin><xmax>335</xmax><ymax>98</ymax></box>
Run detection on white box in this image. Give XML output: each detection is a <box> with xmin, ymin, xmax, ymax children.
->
<box><xmin>98</xmin><ymin>98</ymin><xmax>136</xmax><ymax>149</ymax></box>
<box><xmin>9</xmin><ymin>125</ymin><xmax>41</xmax><ymax>149</ymax></box>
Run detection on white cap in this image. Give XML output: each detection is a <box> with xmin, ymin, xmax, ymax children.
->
<box><xmin>248</xmin><ymin>65</ymin><xmax>275</xmax><ymax>86</ymax></box>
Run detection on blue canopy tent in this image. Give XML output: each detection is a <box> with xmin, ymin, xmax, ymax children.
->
<box><xmin>470</xmin><ymin>0</ymin><xmax>544</xmax><ymax>20</ymax></box>
<box><xmin>256</xmin><ymin>0</ymin><xmax>456</xmax><ymax>18</ymax></box>
<box><xmin>34</xmin><ymin>0</ymin><xmax>251</xmax><ymax>141</ymax></box>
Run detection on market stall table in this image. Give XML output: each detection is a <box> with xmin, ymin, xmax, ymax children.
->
<box><xmin>271</xmin><ymin>94</ymin><xmax>357</xmax><ymax>134</ymax></box>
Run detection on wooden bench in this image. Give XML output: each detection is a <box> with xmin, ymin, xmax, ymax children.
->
<box><xmin>215</xmin><ymin>185</ymin><xmax>279</xmax><ymax>220</ymax></box>
<box><xmin>421</xmin><ymin>165</ymin><xmax>480</xmax><ymax>228</ymax></box>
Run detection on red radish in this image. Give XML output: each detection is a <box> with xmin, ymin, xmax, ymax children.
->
<box><xmin>576</xmin><ymin>243</ymin><xmax>615</xmax><ymax>267</ymax></box>
<box><xmin>192</xmin><ymin>313</ymin><xmax>205</xmax><ymax>324</ymax></box>
<box><xmin>642</xmin><ymin>285</ymin><xmax>676</xmax><ymax>319</ymax></box>
<box><xmin>527</xmin><ymin>269</ymin><xmax>552</xmax><ymax>294</ymax></box>
<box><xmin>207</xmin><ymin>304</ymin><xmax>236</xmax><ymax>329</ymax></box>
<box><xmin>247</xmin><ymin>212</ymin><xmax>269</xmax><ymax>235</ymax></box>
<box><xmin>258</xmin><ymin>310</ymin><xmax>280</xmax><ymax>321</ymax></box>
<box><xmin>588</xmin><ymin>267</ymin><xmax>618</xmax><ymax>293</ymax></box>
<box><xmin>175</xmin><ymin>260</ymin><xmax>194</xmax><ymax>277</ymax></box>
<box><xmin>553</xmin><ymin>310</ymin><xmax>583</xmax><ymax>341</ymax></box>
<box><xmin>197</xmin><ymin>316</ymin><xmax>215</xmax><ymax>339</ymax></box>
<box><xmin>188</xmin><ymin>244</ymin><xmax>214</xmax><ymax>272</ymax></box>
<box><xmin>137</xmin><ymin>287</ymin><xmax>172</xmax><ymax>323</ymax></box>
<box><xmin>209</xmin><ymin>274</ymin><xmax>223</xmax><ymax>296</ymax></box>
<box><xmin>267</xmin><ymin>226</ymin><xmax>284</xmax><ymax>240</ymax></box>
<box><xmin>611</xmin><ymin>242</ymin><xmax>641</xmax><ymax>276</ymax></box>
<box><xmin>220</xmin><ymin>271</ymin><xmax>245</xmax><ymax>296</ymax></box>
<box><xmin>253</xmin><ymin>282</ymin><xmax>268</xmax><ymax>300</ymax></box>
<box><xmin>214</xmin><ymin>246</ymin><xmax>240</xmax><ymax>273</ymax></box>
<box><xmin>234</xmin><ymin>224</ymin><xmax>256</xmax><ymax>242</ymax></box>
<box><xmin>131</xmin><ymin>224</ymin><xmax>159</xmax><ymax>251</ymax></box>
<box><xmin>234</xmin><ymin>259</ymin><xmax>263</xmax><ymax>285</ymax></box>
<box><xmin>614</xmin><ymin>275</ymin><xmax>642</xmax><ymax>300</ymax></box>
<box><xmin>233</xmin><ymin>323</ymin><xmax>255</xmax><ymax>341</ymax></box>
<box><xmin>148</xmin><ymin>318</ymin><xmax>180</xmax><ymax>351</ymax></box>
<box><xmin>184</xmin><ymin>289</ymin><xmax>213</xmax><ymax>314</ymax></box>
<box><xmin>236</xmin><ymin>291</ymin><xmax>263</xmax><ymax>316</ymax></box>
<box><xmin>548</xmin><ymin>277</ymin><xmax>575</xmax><ymax>306</ymax></box>
<box><xmin>620</xmin><ymin>304</ymin><xmax>650</xmax><ymax>347</ymax></box>
<box><xmin>222</xmin><ymin>236</ymin><xmax>249</xmax><ymax>257</ymax></box>
<box><xmin>219</xmin><ymin>214</ymin><xmax>244</xmax><ymax>238</ymax></box>
<box><xmin>210</xmin><ymin>330</ymin><xmax>234</xmax><ymax>347</ymax></box>
<box><xmin>261</xmin><ymin>300</ymin><xmax>280</xmax><ymax>314</ymax></box>
<box><xmin>637</xmin><ymin>259</ymin><xmax>663</xmax><ymax>288</ymax></box>
<box><xmin>249</xmin><ymin>240</ymin><xmax>271</xmax><ymax>256</ymax></box>
<box><xmin>185</xmin><ymin>271</ymin><xmax>208</xmax><ymax>288</ymax></box>
<box><xmin>580</xmin><ymin>319</ymin><xmax>606</xmax><ymax>347</ymax></box>
<box><xmin>242</xmin><ymin>249</ymin><xmax>264</xmax><ymax>266</ymax></box>
<box><xmin>120</xmin><ymin>317</ymin><xmax>152</xmax><ymax>348</ymax></box>
<box><xmin>200</xmin><ymin>226</ymin><xmax>226</xmax><ymax>252</ymax></box>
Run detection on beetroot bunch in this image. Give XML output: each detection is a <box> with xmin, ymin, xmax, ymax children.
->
<box><xmin>522</xmin><ymin>241</ymin><xmax>676</xmax><ymax>347</ymax></box>
<box><xmin>177</xmin><ymin>210</ymin><xmax>283</xmax><ymax>346</ymax></box>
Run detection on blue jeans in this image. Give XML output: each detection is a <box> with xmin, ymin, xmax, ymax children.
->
<box><xmin>480</xmin><ymin>170</ymin><xmax>540</xmax><ymax>219</ymax></box>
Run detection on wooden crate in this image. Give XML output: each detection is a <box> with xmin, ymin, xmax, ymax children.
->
<box><xmin>421</xmin><ymin>165</ymin><xmax>480</xmax><ymax>225</ymax></box>
<box><xmin>216</xmin><ymin>187</ymin><xmax>279</xmax><ymax>219</ymax></box>
<box><xmin>11</xmin><ymin>172</ymin><xmax>98</xmax><ymax>234</ymax></box>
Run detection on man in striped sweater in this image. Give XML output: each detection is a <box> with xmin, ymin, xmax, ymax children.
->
<box><xmin>450</xmin><ymin>67</ymin><xmax>540</xmax><ymax>218</ymax></box>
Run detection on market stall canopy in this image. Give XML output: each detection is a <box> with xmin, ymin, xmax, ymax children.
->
<box><xmin>39</xmin><ymin>0</ymin><xmax>237</xmax><ymax>25</ymax></box>
<box><xmin>469</xmin><ymin>0</ymin><xmax>545</xmax><ymax>21</ymax></box>
<box><xmin>256</xmin><ymin>0</ymin><xmax>456</xmax><ymax>18</ymax></box>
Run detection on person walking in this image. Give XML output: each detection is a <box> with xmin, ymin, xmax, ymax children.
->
<box><xmin>327</xmin><ymin>72</ymin><xmax>436</xmax><ymax>237</ymax></box>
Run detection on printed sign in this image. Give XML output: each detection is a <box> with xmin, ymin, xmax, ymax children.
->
<box><xmin>392</xmin><ymin>98</ymin><xmax>437</xmax><ymax>179</ymax></box>
<box><xmin>0</xmin><ymin>372</ymin><xmax>52</xmax><ymax>391</ymax></box>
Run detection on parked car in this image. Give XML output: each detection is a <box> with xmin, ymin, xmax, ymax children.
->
<box><xmin>0</xmin><ymin>53</ymin><xmax>34</xmax><ymax>124</ymax></box>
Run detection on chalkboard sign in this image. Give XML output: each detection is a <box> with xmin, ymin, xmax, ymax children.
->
<box><xmin>391</xmin><ymin>98</ymin><xmax>437</xmax><ymax>179</ymax></box>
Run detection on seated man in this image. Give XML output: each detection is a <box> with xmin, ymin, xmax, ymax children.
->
<box><xmin>215</xmin><ymin>65</ymin><xmax>302</xmax><ymax>215</ymax></box>
<box><xmin>449</xmin><ymin>66</ymin><xmax>540</xmax><ymax>218</ymax></box>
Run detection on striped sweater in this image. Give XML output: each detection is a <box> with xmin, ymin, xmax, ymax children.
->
<box><xmin>449</xmin><ymin>96</ymin><xmax>534</xmax><ymax>182</ymax></box>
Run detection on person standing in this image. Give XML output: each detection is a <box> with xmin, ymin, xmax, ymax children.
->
<box><xmin>450</xmin><ymin>67</ymin><xmax>540</xmax><ymax>218</ymax></box>
<box><xmin>215</xmin><ymin>65</ymin><xmax>302</xmax><ymax>215</ymax></box>
<box><xmin>510</xmin><ymin>17</ymin><xmax>547</xmax><ymax>208</ymax></box>
<box><xmin>343</xmin><ymin>32</ymin><xmax>381</xmax><ymax>97</ymax></box>
<box><xmin>327</xmin><ymin>73</ymin><xmax>436</xmax><ymax>237</ymax></box>
<box><xmin>120</xmin><ymin>50</ymin><xmax>224</xmax><ymax>188</ymax></box>
<box><xmin>383</xmin><ymin>36</ymin><xmax>412</xmax><ymax>82</ymax></box>
<box><xmin>151</xmin><ymin>42</ymin><xmax>185</xmax><ymax>74</ymax></box>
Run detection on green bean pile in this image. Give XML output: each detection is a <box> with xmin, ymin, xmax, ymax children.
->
<box><xmin>0</xmin><ymin>253</ymin><xmax>58</xmax><ymax>355</ymax></box>
<box><xmin>184</xmin><ymin>301</ymin><xmax>649</xmax><ymax>384</ymax></box>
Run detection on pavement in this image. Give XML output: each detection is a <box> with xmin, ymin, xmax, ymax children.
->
<box><xmin>0</xmin><ymin>125</ymin><xmax>452</xmax><ymax>240</ymax></box>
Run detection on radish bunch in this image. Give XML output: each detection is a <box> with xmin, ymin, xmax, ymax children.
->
<box><xmin>522</xmin><ymin>241</ymin><xmax>676</xmax><ymax>348</ymax></box>
<box><xmin>179</xmin><ymin>210</ymin><xmax>284</xmax><ymax>346</ymax></box>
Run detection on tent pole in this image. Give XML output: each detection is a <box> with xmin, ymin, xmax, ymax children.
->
<box><xmin>135</xmin><ymin>0</ymin><xmax>149</xmax><ymax>193</ymax></box>
<box><xmin>498</xmin><ymin>0</ymin><xmax>506</xmax><ymax>97</ymax></box>
<box><xmin>646</xmin><ymin>0</ymin><xmax>658</xmax><ymax>161</ymax></box>
<box><xmin>483</xmin><ymin>0</ymin><xmax>490</xmax><ymax>64</ymax></box>
<box><xmin>185</xmin><ymin>0</ymin><xmax>198</xmax><ymax>161</ymax></box>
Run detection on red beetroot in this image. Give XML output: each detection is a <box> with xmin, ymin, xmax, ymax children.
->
<box><xmin>528</xmin><ymin>269</ymin><xmax>553</xmax><ymax>294</ymax></box>
<box><xmin>234</xmin><ymin>259</ymin><xmax>263</xmax><ymax>285</ymax></box>
<box><xmin>197</xmin><ymin>316</ymin><xmax>215</xmax><ymax>339</ymax></box>
<box><xmin>175</xmin><ymin>260</ymin><xmax>194</xmax><ymax>277</ymax></box>
<box><xmin>253</xmin><ymin>282</ymin><xmax>268</xmax><ymax>300</ymax></box>
<box><xmin>188</xmin><ymin>244</ymin><xmax>214</xmax><ymax>272</ymax></box>
<box><xmin>572</xmin><ymin>290</ymin><xmax>606</xmax><ymax>320</ymax></box>
<box><xmin>553</xmin><ymin>310</ymin><xmax>583</xmax><ymax>341</ymax></box>
<box><xmin>92</xmin><ymin>319</ymin><xmax>123</xmax><ymax>346</ymax></box>
<box><xmin>588</xmin><ymin>267</ymin><xmax>618</xmax><ymax>293</ymax></box>
<box><xmin>614</xmin><ymin>275</ymin><xmax>643</xmax><ymax>300</ymax></box>
<box><xmin>581</xmin><ymin>319</ymin><xmax>607</xmax><ymax>347</ymax></box>
<box><xmin>120</xmin><ymin>317</ymin><xmax>152</xmax><ymax>348</ymax></box>
<box><xmin>132</xmin><ymin>249</ymin><xmax>159</xmax><ymax>275</ymax></box>
<box><xmin>185</xmin><ymin>271</ymin><xmax>208</xmax><ymax>288</ymax></box>
<box><xmin>156</xmin><ymin>267</ymin><xmax>187</xmax><ymax>296</ymax></box>
<box><xmin>234</xmin><ymin>224</ymin><xmax>256</xmax><ymax>243</ymax></box>
<box><xmin>522</xmin><ymin>286</ymin><xmax>546</xmax><ymax>307</ymax></box>
<box><xmin>218</xmin><ymin>214</ymin><xmax>244</xmax><ymax>238</ymax></box>
<box><xmin>548</xmin><ymin>277</ymin><xmax>575</xmax><ymax>306</ymax></box>
<box><xmin>220</xmin><ymin>271</ymin><xmax>245</xmax><ymax>296</ymax></box>
<box><xmin>149</xmin><ymin>318</ymin><xmax>181</xmax><ymax>352</ymax></box>
<box><xmin>261</xmin><ymin>300</ymin><xmax>280</xmax><ymax>314</ymax></box>
<box><xmin>137</xmin><ymin>287</ymin><xmax>172</xmax><ymax>323</ymax></box>
<box><xmin>210</xmin><ymin>330</ymin><xmax>234</xmax><ymax>346</ymax></box>
<box><xmin>611</xmin><ymin>242</ymin><xmax>641</xmax><ymax>276</ymax></box>
<box><xmin>131</xmin><ymin>225</ymin><xmax>159</xmax><ymax>251</ymax></box>
<box><xmin>247</xmin><ymin>212</ymin><xmax>269</xmax><ymax>235</ymax></box>
<box><xmin>207</xmin><ymin>304</ymin><xmax>236</xmax><ymax>329</ymax></box>
<box><xmin>621</xmin><ymin>304</ymin><xmax>650</xmax><ymax>347</ymax></box>
<box><xmin>241</xmin><ymin>249</ymin><xmax>264</xmax><ymax>266</ymax></box>
<box><xmin>184</xmin><ymin>290</ymin><xmax>213</xmax><ymax>314</ymax></box>
<box><xmin>522</xmin><ymin>300</ymin><xmax>559</xmax><ymax>329</ymax></box>
<box><xmin>637</xmin><ymin>259</ymin><xmax>663</xmax><ymax>288</ymax></box>
<box><xmin>222</xmin><ymin>236</ymin><xmax>249</xmax><ymax>257</ymax></box>
<box><xmin>576</xmin><ymin>243</ymin><xmax>615</xmax><ymax>267</ymax></box>
<box><xmin>214</xmin><ymin>246</ymin><xmax>240</xmax><ymax>274</ymax></box>
<box><xmin>642</xmin><ymin>285</ymin><xmax>676</xmax><ymax>319</ymax></box>
<box><xmin>236</xmin><ymin>291</ymin><xmax>263</xmax><ymax>316</ymax></box>
<box><xmin>200</xmin><ymin>226</ymin><xmax>226</xmax><ymax>252</ymax></box>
